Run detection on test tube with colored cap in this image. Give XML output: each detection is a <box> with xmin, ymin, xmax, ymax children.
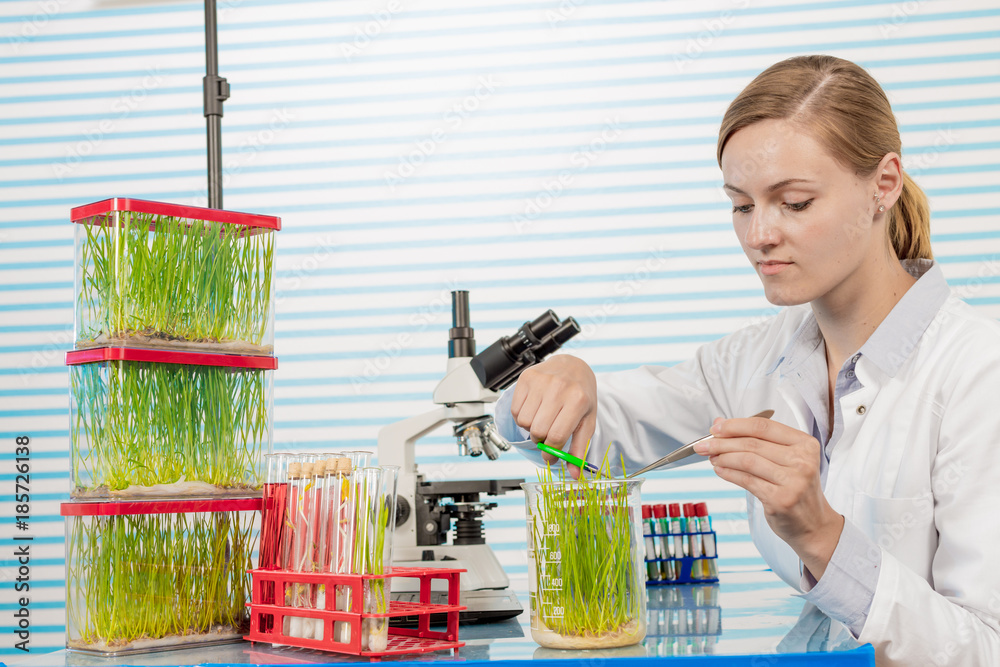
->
<box><xmin>683</xmin><ymin>503</ymin><xmax>702</xmax><ymax>580</ymax></box>
<box><xmin>641</xmin><ymin>505</ymin><xmax>659</xmax><ymax>580</ymax></box>
<box><xmin>696</xmin><ymin>502</ymin><xmax>719</xmax><ymax>579</ymax></box>
<box><xmin>652</xmin><ymin>504</ymin><xmax>674</xmax><ymax>581</ymax></box>
<box><xmin>684</xmin><ymin>503</ymin><xmax>701</xmax><ymax>556</ymax></box>
<box><xmin>669</xmin><ymin>503</ymin><xmax>685</xmax><ymax>560</ymax></box>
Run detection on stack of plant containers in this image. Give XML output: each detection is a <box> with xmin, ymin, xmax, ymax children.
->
<box><xmin>62</xmin><ymin>198</ymin><xmax>280</xmax><ymax>655</ymax></box>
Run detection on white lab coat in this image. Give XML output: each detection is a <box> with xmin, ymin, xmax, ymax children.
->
<box><xmin>555</xmin><ymin>293</ymin><xmax>1000</xmax><ymax>666</ymax></box>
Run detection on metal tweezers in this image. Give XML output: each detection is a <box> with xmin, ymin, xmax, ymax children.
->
<box><xmin>630</xmin><ymin>409</ymin><xmax>774</xmax><ymax>477</ymax></box>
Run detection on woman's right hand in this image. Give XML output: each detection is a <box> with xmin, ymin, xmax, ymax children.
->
<box><xmin>510</xmin><ymin>355</ymin><xmax>598</xmax><ymax>474</ymax></box>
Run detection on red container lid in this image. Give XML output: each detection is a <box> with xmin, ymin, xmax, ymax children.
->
<box><xmin>71</xmin><ymin>197</ymin><xmax>281</xmax><ymax>231</ymax></box>
<box><xmin>641</xmin><ymin>505</ymin><xmax>652</xmax><ymax>519</ymax></box>
<box><xmin>683</xmin><ymin>502</ymin><xmax>695</xmax><ymax>516</ymax></box>
<box><xmin>652</xmin><ymin>504</ymin><xmax>667</xmax><ymax>518</ymax></box>
<box><xmin>66</xmin><ymin>347</ymin><xmax>278</xmax><ymax>370</ymax></box>
<box><xmin>61</xmin><ymin>497</ymin><xmax>262</xmax><ymax>517</ymax></box>
<box><xmin>669</xmin><ymin>503</ymin><xmax>681</xmax><ymax>518</ymax></box>
<box><xmin>695</xmin><ymin>502</ymin><xmax>709</xmax><ymax>517</ymax></box>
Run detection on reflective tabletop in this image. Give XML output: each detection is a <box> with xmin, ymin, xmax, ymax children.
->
<box><xmin>8</xmin><ymin>570</ymin><xmax>873</xmax><ymax>667</ymax></box>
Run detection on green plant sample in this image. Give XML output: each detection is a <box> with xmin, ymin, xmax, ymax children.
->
<box><xmin>76</xmin><ymin>211</ymin><xmax>274</xmax><ymax>351</ymax></box>
<box><xmin>66</xmin><ymin>510</ymin><xmax>256</xmax><ymax>652</ymax></box>
<box><xmin>70</xmin><ymin>359</ymin><xmax>269</xmax><ymax>496</ymax></box>
<box><xmin>351</xmin><ymin>469</ymin><xmax>393</xmax><ymax>651</ymax></box>
<box><xmin>528</xmin><ymin>463</ymin><xmax>643</xmax><ymax>645</ymax></box>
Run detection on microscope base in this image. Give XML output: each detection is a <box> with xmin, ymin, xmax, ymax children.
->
<box><xmin>390</xmin><ymin>544</ymin><xmax>523</xmax><ymax>623</ymax></box>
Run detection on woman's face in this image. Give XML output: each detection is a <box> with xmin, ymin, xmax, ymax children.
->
<box><xmin>720</xmin><ymin>119</ymin><xmax>880</xmax><ymax>308</ymax></box>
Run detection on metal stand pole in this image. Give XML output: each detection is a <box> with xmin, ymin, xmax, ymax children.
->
<box><xmin>203</xmin><ymin>0</ymin><xmax>229</xmax><ymax>209</ymax></box>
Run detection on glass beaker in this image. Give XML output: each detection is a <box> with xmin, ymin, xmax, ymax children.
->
<box><xmin>522</xmin><ymin>477</ymin><xmax>647</xmax><ymax>649</ymax></box>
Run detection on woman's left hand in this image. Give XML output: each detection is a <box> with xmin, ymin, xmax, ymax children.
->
<box><xmin>693</xmin><ymin>415</ymin><xmax>845</xmax><ymax>579</ymax></box>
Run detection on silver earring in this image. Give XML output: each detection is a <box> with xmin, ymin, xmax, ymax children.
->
<box><xmin>878</xmin><ymin>204</ymin><xmax>885</xmax><ymax>212</ymax></box>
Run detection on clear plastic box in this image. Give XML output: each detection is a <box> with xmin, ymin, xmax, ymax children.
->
<box><xmin>72</xmin><ymin>197</ymin><xmax>280</xmax><ymax>356</ymax></box>
<box><xmin>62</xmin><ymin>498</ymin><xmax>260</xmax><ymax>655</ymax></box>
<box><xmin>67</xmin><ymin>347</ymin><xmax>275</xmax><ymax>499</ymax></box>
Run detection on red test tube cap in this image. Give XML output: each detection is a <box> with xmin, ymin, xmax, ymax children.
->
<box><xmin>652</xmin><ymin>504</ymin><xmax>667</xmax><ymax>518</ymax></box>
<box><xmin>695</xmin><ymin>502</ymin><xmax>709</xmax><ymax>517</ymax></box>
<box><xmin>642</xmin><ymin>505</ymin><xmax>652</xmax><ymax>519</ymax></box>
<box><xmin>683</xmin><ymin>502</ymin><xmax>695</xmax><ymax>517</ymax></box>
<box><xmin>669</xmin><ymin>503</ymin><xmax>681</xmax><ymax>518</ymax></box>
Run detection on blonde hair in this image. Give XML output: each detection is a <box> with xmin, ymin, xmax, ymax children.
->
<box><xmin>717</xmin><ymin>55</ymin><xmax>932</xmax><ymax>261</ymax></box>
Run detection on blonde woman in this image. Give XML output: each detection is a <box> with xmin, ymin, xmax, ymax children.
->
<box><xmin>497</xmin><ymin>55</ymin><xmax>1000</xmax><ymax>665</ymax></box>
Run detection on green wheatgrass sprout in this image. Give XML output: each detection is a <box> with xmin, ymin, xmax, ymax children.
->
<box><xmin>530</xmin><ymin>460</ymin><xmax>641</xmax><ymax>642</ymax></box>
<box><xmin>66</xmin><ymin>510</ymin><xmax>256</xmax><ymax>651</ymax></box>
<box><xmin>350</xmin><ymin>471</ymin><xmax>392</xmax><ymax>650</ymax></box>
<box><xmin>69</xmin><ymin>359</ymin><xmax>268</xmax><ymax>495</ymax></box>
<box><xmin>76</xmin><ymin>211</ymin><xmax>274</xmax><ymax>351</ymax></box>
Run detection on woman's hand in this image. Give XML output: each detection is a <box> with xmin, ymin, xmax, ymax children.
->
<box><xmin>693</xmin><ymin>415</ymin><xmax>844</xmax><ymax>579</ymax></box>
<box><xmin>510</xmin><ymin>355</ymin><xmax>597</xmax><ymax>477</ymax></box>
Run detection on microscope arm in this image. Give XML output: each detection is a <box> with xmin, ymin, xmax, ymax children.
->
<box><xmin>377</xmin><ymin>402</ymin><xmax>490</xmax><ymax>473</ymax></box>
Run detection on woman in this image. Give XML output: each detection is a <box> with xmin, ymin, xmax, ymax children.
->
<box><xmin>495</xmin><ymin>55</ymin><xmax>1000</xmax><ymax>665</ymax></box>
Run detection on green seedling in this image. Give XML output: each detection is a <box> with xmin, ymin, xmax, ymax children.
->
<box><xmin>66</xmin><ymin>510</ymin><xmax>256</xmax><ymax>652</ymax></box>
<box><xmin>529</xmin><ymin>458</ymin><xmax>643</xmax><ymax>645</ymax></box>
<box><xmin>76</xmin><ymin>211</ymin><xmax>274</xmax><ymax>353</ymax></box>
<box><xmin>70</xmin><ymin>359</ymin><xmax>268</xmax><ymax>496</ymax></box>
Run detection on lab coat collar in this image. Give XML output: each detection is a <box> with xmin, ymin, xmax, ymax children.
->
<box><xmin>766</xmin><ymin>312</ymin><xmax>822</xmax><ymax>379</ymax></box>
<box><xmin>765</xmin><ymin>260</ymin><xmax>948</xmax><ymax>380</ymax></box>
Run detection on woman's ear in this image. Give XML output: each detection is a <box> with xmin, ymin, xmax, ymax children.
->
<box><xmin>874</xmin><ymin>152</ymin><xmax>904</xmax><ymax>212</ymax></box>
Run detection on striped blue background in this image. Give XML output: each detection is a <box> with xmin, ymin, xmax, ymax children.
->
<box><xmin>1</xmin><ymin>0</ymin><xmax>999</xmax><ymax>657</ymax></box>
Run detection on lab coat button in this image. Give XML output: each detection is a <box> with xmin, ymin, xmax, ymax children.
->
<box><xmin>856</xmin><ymin>405</ymin><xmax>867</xmax><ymax>415</ymax></box>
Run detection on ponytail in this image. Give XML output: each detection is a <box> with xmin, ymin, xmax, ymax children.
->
<box><xmin>889</xmin><ymin>171</ymin><xmax>933</xmax><ymax>261</ymax></box>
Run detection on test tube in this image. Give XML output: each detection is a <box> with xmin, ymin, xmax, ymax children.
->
<box><xmin>260</xmin><ymin>453</ymin><xmax>289</xmax><ymax>570</ymax></box>
<box><xmin>316</xmin><ymin>456</ymin><xmax>353</xmax><ymax>643</ymax></box>
<box><xmin>258</xmin><ymin>453</ymin><xmax>289</xmax><ymax>633</ymax></box>
<box><xmin>683</xmin><ymin>503</ymin><xmax>702</xmax><ymax>580</ymax></box>
<box><xmin>695</xmin><ymin>502</ymin><xmax>719</xmax><ymax>580</ymax></box>
<box><xmin>652</xmin><ymin>504</ymin><xmax>674</xmax><ymax>581</ymax></box>
<box><xmin>281</xmin><ymin>460</ymin><xmax>304</xmax><ymax>636</ymax></box>
<box><xmin>288</xmin><ymin>460</ymin><xmax>325</xmax><ymax>638</ymax></box>
<box><xmin>280</xmin><ymin>455</ymin><xmax>318</xmax><ymax>572</ymax></box>
<box><xmin>684</xmin><ymin>503</ymin><xmax>700</xmax><ymax>557</ymax></box>
<box><xmin>669</xmin><ymin>503</ymin><xmax>685</xmax><ymax>562</ymax></box>
<box><xmin>641</xmin><ymin>505</ymin><xmax>659</xmax><ymax>581</ymax></box>
<box><xmin>354</xmin><ymin>466</ymin><xmax>399</xmax><ymax>652</ymax></box>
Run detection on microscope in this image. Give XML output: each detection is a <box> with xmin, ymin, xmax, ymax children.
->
<box><xmin>377</xmin><ymin>291</ymin><xmax>579</xmax><ymax>622</ymax></box>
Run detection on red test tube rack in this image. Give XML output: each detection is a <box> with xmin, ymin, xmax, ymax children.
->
<box><xmin>245</xmin><ymin>566</ymin><xmax>466</xmax><ymax>659</ymax></box>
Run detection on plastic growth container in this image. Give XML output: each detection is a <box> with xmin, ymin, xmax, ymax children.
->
<box><xmin>67</xmin><ymin>347</ymin><xmax>275</xmax><ymax>499</ymax></box>
<box><xmin>62</xmin><ymin>498</ymin><xmax>261</xmax><ymax>655</ymax></box>
<box><xmin>523</xmin><ymin>477</ymin><xmax>647</xmax><ymax>649</ymax></box>
<box><xmin>72</xmin><ymin>198</ymin><xmax>280</xmax><ymax>356</ymax></box>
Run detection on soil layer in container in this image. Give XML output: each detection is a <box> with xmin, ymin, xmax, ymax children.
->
<box><xmin>531</xmin><ymin>616</ymin><xmax>647</xmax><ymax>649</ymax></box>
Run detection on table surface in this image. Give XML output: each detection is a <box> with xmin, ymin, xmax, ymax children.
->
<box><xmin>8</xmin><ymin>570</ymin><xmax>873</xmax><ymax>667</ymax></box>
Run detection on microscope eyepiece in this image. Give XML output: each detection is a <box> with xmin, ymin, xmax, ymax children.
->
<box><xmin>470</xmin><ymin>311</ymin><xmax>580</xmax><ymax>392</ymax></box>
<box><xmin>448</xmin><ymin>290</ymin><xmax>476</xmax><ymax>358</ymax></box>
